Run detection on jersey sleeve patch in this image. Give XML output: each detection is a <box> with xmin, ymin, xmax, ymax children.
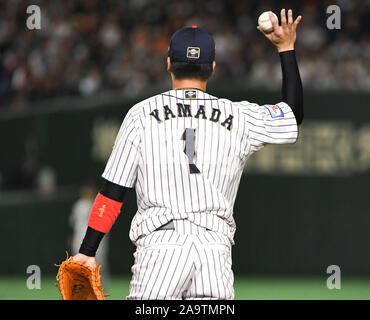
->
<box><xmin>263</xmin><ymin>105</ymin><xmax>284</xmax><ymax>118</ymax></box>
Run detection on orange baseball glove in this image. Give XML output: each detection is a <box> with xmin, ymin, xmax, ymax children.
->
<box><xmin>56</xmin><ymin>256</ymin><xmax>107</xmax><ymax>300</ymax></box>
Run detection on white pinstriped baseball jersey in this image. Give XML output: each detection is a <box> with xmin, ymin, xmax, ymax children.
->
<box><xmin>102</xmin><ymin>88</ymin><xmax>298</xmax><ymax>245</ymax></box>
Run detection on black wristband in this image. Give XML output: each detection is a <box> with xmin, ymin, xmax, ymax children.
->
<box><xmin>79</xmin><ymin>226</ymin><xmax>105</xmax><ymax>257</ymax></box>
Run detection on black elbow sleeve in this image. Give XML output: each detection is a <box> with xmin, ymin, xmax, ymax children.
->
<box><xmin>100</xmin><ymin>179</ymin><xmax>128</xmax><ymax>202</ymax></box>
<box><xmin>280</xmin><ymin>50</ymin><xmax>304</xmax><ymax>125</ymax></box>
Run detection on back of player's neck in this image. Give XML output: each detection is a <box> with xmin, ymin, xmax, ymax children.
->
<box><xmin>172</xmin><ymin>78</ymin><xmax>207</xmax><ymax>92</ymax></box>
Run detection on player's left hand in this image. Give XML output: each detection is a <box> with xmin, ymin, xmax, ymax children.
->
<box><xmin>258</xmin><ymin>9</ymin><xmax>302</xmax><ymax>52</ymax></box>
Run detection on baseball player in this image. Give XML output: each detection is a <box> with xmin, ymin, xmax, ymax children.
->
<box><xmin>72</xmin><ymin>9</ymin><xmax>303</xmax><ymax>299</ymax></box>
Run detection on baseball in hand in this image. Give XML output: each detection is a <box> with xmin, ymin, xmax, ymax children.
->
<box><xmin>258</xmin><ymin>11</ymin><xmax>278</xmax><ymax>33</ymax></box>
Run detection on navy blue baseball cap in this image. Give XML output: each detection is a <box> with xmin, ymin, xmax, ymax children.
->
<box><xmin>168</xmin><ymin>25</ymin><xmax>215</xmax><ymax>64</ymax></box>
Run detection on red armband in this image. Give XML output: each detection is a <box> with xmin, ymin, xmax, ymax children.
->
<box><xmin>88</xmin><ymin>193</ymin><xmax>123</xmax><ymax>233</ymax></box>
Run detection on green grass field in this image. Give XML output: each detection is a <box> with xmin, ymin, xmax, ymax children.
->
<box><xmin>1</xmin><ymin>276</ymin><xmax>370</xmax><ymax>300</ymax></box>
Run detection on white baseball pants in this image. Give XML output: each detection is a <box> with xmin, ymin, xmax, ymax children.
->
<box><xmin>127</xmin><ymin>219</ymin><xmax>234</xmax><ymax>300</ymax></box>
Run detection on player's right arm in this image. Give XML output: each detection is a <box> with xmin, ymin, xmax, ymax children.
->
<box><xmin>258</xmin><ymin>9</ymin><xmax>303</xmax><ymax>125</ymax></box>
<box><xmin>73</xmin><ymin>180</ymin><xmax>127</xmax><ymax>268</ymax></box>
<box><xmin>73</xmin><ymin>108</ymin><xmax>140</xmax><ymax>267</ymax></box>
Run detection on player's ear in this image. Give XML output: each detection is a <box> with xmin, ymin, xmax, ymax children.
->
<box><xmin>167</xmin><ymin>57</ymin><xmax>171</xmax><ymax>73</ymax></box>
<box><xmin>212</xmin><ymin>61</ymin><xmax>216</xmax><ymax>75</ymax></box>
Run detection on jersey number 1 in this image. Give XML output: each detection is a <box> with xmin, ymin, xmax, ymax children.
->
<box><xmin>181</xmin><ymin>129</ymin><xmax>201</xmax><ymax>174</ymax></box>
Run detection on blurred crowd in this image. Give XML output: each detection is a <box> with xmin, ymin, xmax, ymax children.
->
<box><xmin>0</xmin><ymin>0</ymin><xmax>369</xmax><ymax>109</ymax></box>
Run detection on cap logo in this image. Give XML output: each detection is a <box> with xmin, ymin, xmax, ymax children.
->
<box><xmin>187</xmin><ymin>47</ymin><xmax>200</xmax><ymax>59</ymax></box>
<box><xmin>184</xmin><ymin>90</ymin><xmax>197</xmax><ymax>99</ymax></box>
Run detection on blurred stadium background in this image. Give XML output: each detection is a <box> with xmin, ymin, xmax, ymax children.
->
<box><xmin>1</xmin><ymin>0</ymin><xmax>370</xmax><ymax>300</ymax></box>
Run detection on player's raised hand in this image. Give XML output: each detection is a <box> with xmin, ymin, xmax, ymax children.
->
<box><xmin>258</xmin><ymin>9</ymin><xmax>302</xmax><ymax>52</ymax></box>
